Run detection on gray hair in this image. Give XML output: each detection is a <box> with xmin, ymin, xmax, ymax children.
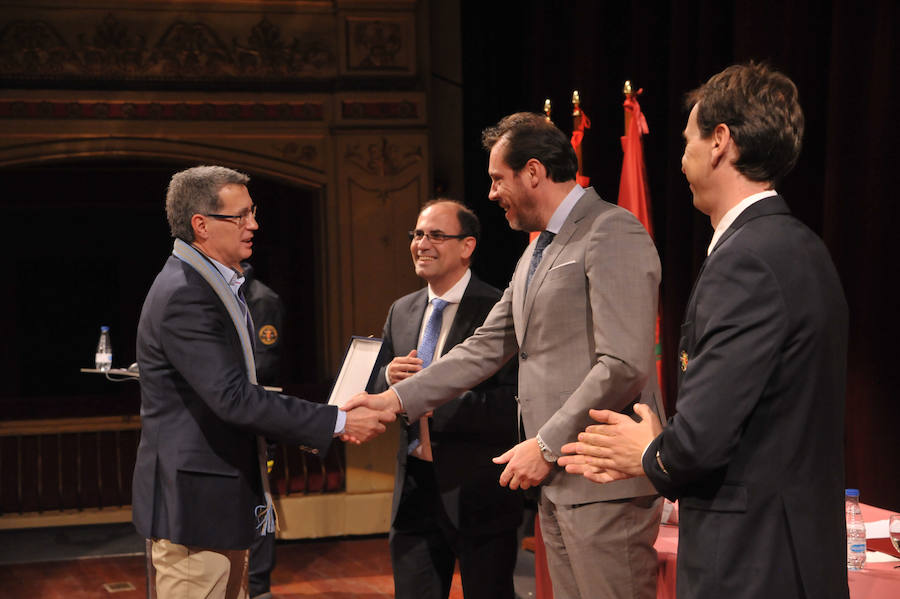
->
<box><xmin>165</xmin><ymin>165</ymin><xmax>250</xmax><ymax>241</ymax></box>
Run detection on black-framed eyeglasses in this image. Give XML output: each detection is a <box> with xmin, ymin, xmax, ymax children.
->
<box><xmin>205</xmin><ymin>204</ymin><xmax>257</xmax><ymax>226</ymax></box>
<box><xmin>408</xmin><ymin>229</ymin><xmax>471</xmax><ymax>243</ymax></box>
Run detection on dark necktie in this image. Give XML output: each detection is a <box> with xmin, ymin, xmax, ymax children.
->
<box><xmin>526</xmin><ymin>230</ymin><xmax>555</xmax><ymax>291</ymax></box>
<box><xmin>408</xmin><ymin>298</ymin><xmax>449</xmax><ymax>453</ymax></box>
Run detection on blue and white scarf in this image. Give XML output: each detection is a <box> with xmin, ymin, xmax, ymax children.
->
<box><xmin>173</xmin><ymin>238</ymin><xmax>277</xmax><ymax>536</ymax></box>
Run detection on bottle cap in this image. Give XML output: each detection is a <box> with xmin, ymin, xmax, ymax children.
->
<box><xmin>845</xmin><ymin>488</ymin><xmax>860</xmax><ymax>497</ymax></box>
<box><xmin>101</xmin><ymin>326</ymin><xmax>110</xmax><ymax>332</ymax></box>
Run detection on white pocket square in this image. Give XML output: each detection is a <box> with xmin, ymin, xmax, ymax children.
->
<box><xmin>548</xmin><ymin>260</ymin><xmax>577</xmax><ymax>271</ymax></box>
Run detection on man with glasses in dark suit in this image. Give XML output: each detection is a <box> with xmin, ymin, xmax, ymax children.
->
<box><xmin>369</xmin><ymin>199</ymin><xmax>521</xmax><ymax>599</ymax></box>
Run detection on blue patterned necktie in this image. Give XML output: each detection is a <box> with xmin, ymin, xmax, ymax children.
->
<box><xmin>526</xmin><ymin>230</ymin><xmax>555</xmax><ymax>291</ymax></box>
<box><xmin>408</xmin><ymin>298</ymin><xmax>449</xmax><ymax>453</ymax></box>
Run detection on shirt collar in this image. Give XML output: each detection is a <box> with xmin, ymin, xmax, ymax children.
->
<box><xmin>545</xmin><ymin>184</ymin><xmax>584</xmax><ymax>234</ymax></box>
<box><xmin>427</xmin><ymin>268</ymin><xmax>471</xmax><ymax>305</ymax></box>
<box><xmin>707</xmin><ymin>190</ymin><xmax>778</xmax><ymax>255</ymax></box>
<box><xmin>207</xmin><ymin>256</ymin><xmax>246</xmax><ymax>297</ymax></box>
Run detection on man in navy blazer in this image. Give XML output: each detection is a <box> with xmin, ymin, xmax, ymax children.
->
<box><xmin>132</xmin><ymin>165</ymin><xmax>391</xmax><ymax>599</ymax></box>
<box><xmin>368</xmin><ymin>199</ymin><xmax>522</xmax><ymax>599</ymax></box>
<box><xmin>560</xmin><ymin>63</ymin><xmax>850</xmax><ymax>599</ymax></box>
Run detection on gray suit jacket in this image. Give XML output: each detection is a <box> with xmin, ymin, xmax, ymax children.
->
<box><xmin>394</xmin><ymin>188</ymin><xmax>664</xmax><ymax>505</ymax></box>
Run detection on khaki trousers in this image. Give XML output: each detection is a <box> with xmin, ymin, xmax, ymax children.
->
<box><xmin>149</xmin><ymin>538</ymin><xmax>249</xmax><ymax>599</ymax></box>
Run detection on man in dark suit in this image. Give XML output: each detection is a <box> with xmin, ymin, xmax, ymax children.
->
<box><xmin>348</xmin><ymin>114</ymin><xmax>665</xmax><ymax>599</ymax></box>
<box><xmin>560</xmin><ymin>63</ymin><xmax>850</xmax><ymax>599</ymax></box>
<box><xmin>242</xmin><ymin>262</ymin><xmax>284</xmax><ymax>388</ymax></box>
<box><xmin>241</xmin><ymin>261</ymin><xmax>284</xmax><ymax>599</ymax></box>
<box><xmin>133</xmin><ymin>165</ymin><xmax>391</xmax><ymax>599</ymax></box>
<box><xmin>368</xmin><ymin>199</ymin><xmax>522</xmax><ymax>599</ymax></box>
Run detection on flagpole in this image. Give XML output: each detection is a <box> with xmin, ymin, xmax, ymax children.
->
<box><xmin>571</xmin><ymin>90</ymin><xmax>590</xmax><ymax>187</ymax></box>
<box><xmin>572</xmin><ymin>91</ymin><xmax>585</xmax><ymax>182</ymax></box>
<box><xmin>623</xmin><ymin>80</ymin><xmax>633</xmax><ymax>135</ymax></box>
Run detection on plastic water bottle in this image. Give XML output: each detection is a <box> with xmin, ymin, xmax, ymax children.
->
<box><xmin>95</xmin><ymin>326</ymin><xmax>112</xmax><ymax>371</ymax></box>
<box><xmin>845</xmin><ymin>488</ymin><xmax>866</xmax><ymax>570</ymax></box>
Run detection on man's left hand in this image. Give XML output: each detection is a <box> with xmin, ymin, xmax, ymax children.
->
<box><xmin>493</xmin><ymin>438</ymin><xmax>552</xmax><ymax>490</ymax></box>
<box><xmin>558</xmin><ymin>403</ymin><xmax>661</xmax><ymax>482</ymax></box>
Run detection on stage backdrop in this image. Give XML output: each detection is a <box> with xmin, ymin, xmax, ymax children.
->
<box><xmin>459</xmin><ymin>0</ymin><xmax>899</xmax><ymax>511</ymax></box>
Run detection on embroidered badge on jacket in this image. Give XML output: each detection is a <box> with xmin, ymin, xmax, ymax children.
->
<box><xmin>258</xmin><ymin>325</ymin><xmax>278</xmax><ymax>345</ymax></box>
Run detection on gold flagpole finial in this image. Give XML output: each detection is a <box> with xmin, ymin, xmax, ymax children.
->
<box><xmin>623</xmin><ymin>80</ymin><xmax>633</xmax><ymax>96</ymax></box>
<box><xmin>543</xmin><ymin>98</ymin><xmax>552</xmax><ymax>122</ymax></box>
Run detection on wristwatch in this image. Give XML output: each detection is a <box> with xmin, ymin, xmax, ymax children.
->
<box><xmin>536</xmin><ymin>434</ymin><xmax>558</xmax><ymax>463</ymax></box>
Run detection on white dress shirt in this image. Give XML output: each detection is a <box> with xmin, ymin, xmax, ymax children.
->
<box><xmin>396</xmin><ymin>269</ymin><xmax>471</xmax><ymax>461</ymax></box>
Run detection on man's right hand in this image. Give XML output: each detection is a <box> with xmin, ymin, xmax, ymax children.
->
<box><xmin>340</xmin><ymin>406</ymin><xmax>395</xmax><ymax>444</ymax></box>
<box><xmin>386</xmin><ymin>349</ymin><xmax>423</xmax><ymax>385</ymax></box>
<box><xmin>342</xmin><ymin>389</ymin><xmax>403</xmax><ymax>415</ymax></box>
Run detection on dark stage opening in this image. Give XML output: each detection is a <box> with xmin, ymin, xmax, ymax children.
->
<box><xmin>2</xmin><ymin>159</ymin><xmax>327</xmax><ymax>421</ymax></box>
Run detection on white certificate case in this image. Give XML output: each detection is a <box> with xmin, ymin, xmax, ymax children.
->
<box><xmin>327</xmin><ymin>336</ymin><xmax>383</xmax><ymax>407</ymax></box>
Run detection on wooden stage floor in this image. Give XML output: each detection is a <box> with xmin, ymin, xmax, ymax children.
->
<box><xmin>0</xmin><ymin>533</ymin><xmax>537</xmax><ymax>598</ymax></box>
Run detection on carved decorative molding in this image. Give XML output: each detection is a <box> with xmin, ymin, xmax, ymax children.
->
<box><xmin>351</xmin><ymin>19</ymin><xmax>402</xmax><ymax>67</ymax></box>
<box><xmin>343</xmin><ymin>15</ymin><xmax>414</xmax><ymax>75</ymax></box>
<box><xmin>273</xmin><ymin>141</ymin><xmax>319</xmax><ymax>165</ymax></box>
<box><xmin>344</xmin><ymin>137</ymin><xmax>422</xmax><ymax>176</ymax></box>
<box><xmin>0</xmin><ymin>14</ymin><xmax>335</xmax><ymax>81</ymax></box>
<box><xmin>341</xmin><ymin>100</ymin><xmax>417</xmax><ymax>120</ymax></box>
<box><xmin>0</xmin><ymin>100</ymin><xmax>324</xmax><ymax>121</ymax></box>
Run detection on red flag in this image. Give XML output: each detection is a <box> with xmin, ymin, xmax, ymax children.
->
<box><xmin>618</xmin><ymin>92</ymin><xmax>653</xmax><ymax>236</ymax></box>
<box><xmin>617</xmin><ymin>90</ymin><xmax>664</xmax><ymax>399</ymax></box>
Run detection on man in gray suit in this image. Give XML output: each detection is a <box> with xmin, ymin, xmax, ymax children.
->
<box><xmin>347</xmin><ymin>113</ymin><xmax>665</xmax><ymax>599</ymax></box>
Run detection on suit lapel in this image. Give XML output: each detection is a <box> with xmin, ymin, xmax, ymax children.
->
<box><xmin>519</xmin><ymin>191</ymin><xmax>593</xmax><ymax>330</ymax></box>
<box><xmin>397</xmin><ymin>289</ymin><xmax>429</xmax><ymax>354</ymax></box>
<box><xmin>711</xmin><ymin>195</ymin><xmax>790</xmax><ymax>255</ymax></box>
<box><xmin>442</xmin><ymin>278</ymin><xmax>478</xmax><ymax>355</ymax></box>
<box><xmin>680</xmin><ymin>194</ymin><xmax>792</xmax><ymax>373</ymax></box>
<box><xmin>688</xmin><ymin>196</ymin><xmax>791</xmax><ymax>313</ymax></box>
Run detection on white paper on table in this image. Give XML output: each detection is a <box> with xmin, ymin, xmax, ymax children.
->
<box><xmin>866</xmin><ymin>550</ymin><xmax>900</xmax><ymax>563</ymax></box>
<box><xmin>327</xmin><ymin>336</ymin><xmax>383</xmax><ymax>407</ymax></box>
<box><xmin>865</xmin><ymin>519</ymin><xmax>891</xmax><ymax>539</ymax></box>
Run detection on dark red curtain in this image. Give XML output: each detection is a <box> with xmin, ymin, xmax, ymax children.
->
<box><xmin>461</xmin><ymin>0</ymin><xmax>899</xmax><ymax>510</ymax></box>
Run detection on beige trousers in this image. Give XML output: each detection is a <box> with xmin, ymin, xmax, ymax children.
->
<box><xmin>149</xmin><ymin>538</ymin><xmax>249</xmax><ymax>599</ymax></box>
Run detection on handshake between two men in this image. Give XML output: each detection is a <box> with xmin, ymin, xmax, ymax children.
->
<box><xmin>339</xmin><ymin>385</ymin><xmax>663</xmax><ymax>489</ymax></box>
<box><xmin>337</xmin><ymin>396</ymin><xmax>398</xmax><ymax>445</ymax></box>
<box><xmin>339</xmin><ymin>388</ymin><xmax>555</xmax><ymax>491</ymax></box>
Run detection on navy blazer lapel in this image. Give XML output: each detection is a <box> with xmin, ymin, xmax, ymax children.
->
<box><xmin>711</xmin><ymin>195</ymin><xmax>791</xmax><ymax>255</ymax></box>
<box><xmin>687</xmin><ymin>195</ymin><xmax>792</xmax><ymax>318</ymax></box>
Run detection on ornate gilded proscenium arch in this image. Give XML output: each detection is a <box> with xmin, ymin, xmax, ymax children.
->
<box><xmin>0</xmin><ymin>1</ymin><xmax>430</xmax><ymax>534</ymax></box>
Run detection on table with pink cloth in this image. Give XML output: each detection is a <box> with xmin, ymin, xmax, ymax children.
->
<box><xmin>653</xmin><ymin>502</ymin><xmax>900</xmax><ymax>598</ymax></box>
